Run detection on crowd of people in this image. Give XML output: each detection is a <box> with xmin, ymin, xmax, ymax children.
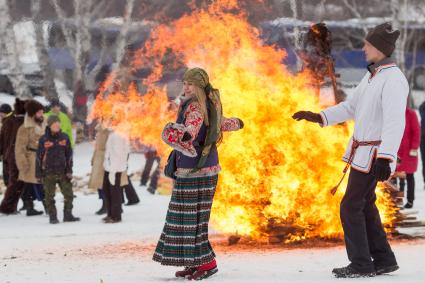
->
<box><xmin>1</xmin><ymin>22</ymin><xmax>425</xmax><ymax>280</ymax></box>
<box><xmin>0</xmin><ymin>98</ymin><xmax>161</xmax><ymax>224</ymax></box>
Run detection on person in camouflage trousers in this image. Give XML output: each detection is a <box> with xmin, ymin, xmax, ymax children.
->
<box><xmin>36</xmin><ymin>115</ymin><xmax>80</xmax><ymax>224</ymax></box>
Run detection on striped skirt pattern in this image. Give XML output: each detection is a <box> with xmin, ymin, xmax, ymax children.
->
<box><xmin>153</xmin><ymin>174</ymin><xmax>218</xmax><ymax>267</ymax></box>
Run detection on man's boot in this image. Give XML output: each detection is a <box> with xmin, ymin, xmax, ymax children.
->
<box><xmin>147</xmin><ymin>186</ymin><xmax>155</xmax><ymax>194</ymax></box>
<box><xmin>19</xmin><ymin>201</ymin><xmax>29</xmax><ymax>211</ymax></box>
<box><xmin>49</xmin><ymin>207</ymin><xmax>59</xmax><ymax>224</ymax></box>
<box><xmin>403</xmin><ymin>201</ymin><xmax>413</xmax><ymax>209</ymax></box>
<box><xmin>26</xmin><ymin>200</ymin><xmax>43</xmax><ymax>216</ymax></box>
<box><xmin>332</xmin><ymin>265</ymin><xmax>376</xmax><ymax>278</ymax></box>
<box><xmin>95</xmin><ymin>199</ymin><xmax>107</xmax><ymax>215</ymax></box>
<box><xmin>63</xmin><ymin>209</ymin><xmax>80</xmax><ymax>222</ymax></box>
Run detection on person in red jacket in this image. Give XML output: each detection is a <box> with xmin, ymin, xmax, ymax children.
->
<box><xmin>396</xmin><ymin>107</ymin><xmax>421</xmax><ymax>209</ymax></box>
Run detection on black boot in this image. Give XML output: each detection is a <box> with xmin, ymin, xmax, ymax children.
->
<box><xmin>332</xmin><ymin>265</ymin><xmax>376</xmax><ymax>278</ymax></box>
<box><xmin>124</xmin><ymin>179</ymin><xmax>140</xmax><ymax>205</ymax></box>
<box><xmin>49</xmin><ymin>207</ymin><xmax>59</xmax><ymax>224</ymax></box>
<box><xmin>26</xmin><ymin>200</ymin><xmax>43</xmax><ymax>216</ymax></box>
<box><xmin>375</xmin><ymin>264</ymin><xmax>399</xmax><ymax>275</ymax></box>
<box><xmin>403</xmin><ymin>201</ymin><xmax>413</xmax><ymax>209</ymax></box>
<box><xmin>95</xmin><ymin>200</ymin><xmax>107</xmax><ymax>215</ymax></box>
<box><xmin>147</xmin><ymin>186</ymin><xmax>156</xmax><ymax>195</ymax></box>
<box><xmin>19</xmin><ymin>201</ymin><xmax>29</xmax><ymax>211</ymax></box>
<box><xmin>63</xmin><ymin>209</ymin><xmax>80</xmax><ymax>222</ymax></box>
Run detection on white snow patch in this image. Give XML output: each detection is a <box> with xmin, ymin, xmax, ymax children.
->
<box><xmin>0</xmin><ymin>130</ymin><xmax>425</xmax><ymax>283</ymax></box>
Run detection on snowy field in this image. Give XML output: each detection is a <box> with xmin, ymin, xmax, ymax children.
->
<box><xmin>1</xmin><ymin>142</ymin><xmax>425</xmax><ymax>283</ymax></box>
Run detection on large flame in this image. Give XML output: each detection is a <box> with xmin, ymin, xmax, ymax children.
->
<box><xmin>90</xmin><ymin>1</ymin><xmax>398</xmax><ymax>242</ymax></box>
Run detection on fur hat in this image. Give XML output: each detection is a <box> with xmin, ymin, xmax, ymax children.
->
<box><xmin>0</xmin><ymin>104</ymin><xmax>12</xmax><ymax>114</ymax></box>
<box><xmin>365</xmin><ymin>23</ymin><xmax>400</xmax><ymax>57</ymax></box>
<box><xmin>14</xmin><ymin>98</ymin><xmax>26</xmax><ymax>115</ymax></box>
<box><xmin>25</xmin><ymin>100</ymin><xmax>44</xmax><ymax>117</ymax></box>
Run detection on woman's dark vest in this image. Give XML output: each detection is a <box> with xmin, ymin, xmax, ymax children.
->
<box><xmin>175</xmin><ymin>98</ymin><xmax>219</xmax><ymax>169</ymax></box>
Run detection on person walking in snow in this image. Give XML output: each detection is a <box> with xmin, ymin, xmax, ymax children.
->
<box><xmin>153</xmin><ymin>68</ymin><xmax>244</xmax><ymax>280</ymax></box>
<box><xmin>15</xmin><ymin>100</ymin><xmax>46</xmax><ymax>216</ymax></box>
<box><xmin>0</xmin><ymin>98</ymin><xmax>27</xmax><ymax>214</ymax></box>
<box><xmin>396</xmin><ymin>107</ymin><xmax>420</xmax><ymax>209</ymax></box>
<box><xmin>102</xmin><ymin>129</ymin><xmax>130</xmax><ymax>223</ymax></box>
<box><xmin>293</xmin><ymin>23</ymin><xmax>407</xmax><ymax>278</ymax></box>
<box><xmin>36</xmin><ymin>115</ymin><xmax>80</xmax><ymax>224</ymax></box>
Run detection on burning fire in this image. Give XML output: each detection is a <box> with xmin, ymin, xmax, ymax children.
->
<box><xmin>89</xmin><ymin>78</ymin><xmax>175</xmax><ymax>156</ymax></box>
<box><xmin>90</xmin><ymin>1</ymin><xmax>398</xmax><ymax>242</ymax></box>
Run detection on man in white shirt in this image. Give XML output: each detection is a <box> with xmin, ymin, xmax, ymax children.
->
<box><xmin>293</xmin><ymin>23</ymin><xmax>408</xmax><ymax>278</ymax></box>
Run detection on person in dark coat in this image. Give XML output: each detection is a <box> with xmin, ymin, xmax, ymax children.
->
<box><xmin>0</xmin><ymin>103</ymin><xmax>13</xmax><ymax>187</ymax></box>
<box><xmin>36</xmin><ymin>115</ymin><xmax>80</xmax><ymax>224</ymax></box>
<box><xmin>396</xmin><ymin>107</ymin><xmax>420</xmax><ymax>208</ymax></box>
<box><xmin>0</xmin><ymin>98</ymin><xmax>27</xmax><ymax>214</ymax></box>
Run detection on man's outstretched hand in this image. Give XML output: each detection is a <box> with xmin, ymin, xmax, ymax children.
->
<box><xmin>292</xmin><ymin>111</ymin><xmax>323</xmax><ymax>124</ymax></box>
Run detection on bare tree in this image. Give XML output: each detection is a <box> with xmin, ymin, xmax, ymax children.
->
<box><xmin>340</xmin><ymin>0</ymin><xmax>423</xmax><ymax>76</ymax></box>
<box><xmin>289</xmin><ymin>0</ymin><xmax>303</xmax><ymax>70</ymax></box>
<box><xmin>105</xmin><ymin>0</ymin><xmax>136</xmax><ymax>92</ymax></box>
<box><xmin>0</xmin><ymin>0</ymin><xmax>30</xmax><ymax>98</ymax></box>
<box><xmin>50</xmin><ymin>0</ymin><xmax>112</xmax><ymax>89</ymax></box>
<box><xmin>31</xmin><ymin>0</ymin><xmax>58</xmax><ymax>99</ymax></box>
<box><xmin>49</xmin><ymin>0</ymin><xmax>126</xmax><ymax>122</ymax></box>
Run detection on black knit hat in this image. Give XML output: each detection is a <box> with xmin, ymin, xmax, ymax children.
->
<box><xmin>50</xmin><ymin>98</ymin><xmax>60</xmax><ymax>108</ymax></box>
<box><xmin>47</xmin><ymin>115</ymin><xmax>60</xmax><ymax>127</ymax></box>
<box><xmin>25</xmin><ymin>100</ymin><xmax>44</xmax><ymax>117</ymax></box>
<box><xmin>365</xmin><ymin>22</ymin><xmax>400</xmax><ymax>57</ymax></box>
<box><xmin>0</xmin><ymin>104</ymin><xmax>12</xmax><ymax>114</ymax></box>
<box><xmin>14</xmin><ymin>98</ymin><xmax>26</xmax><ymax>115</ymax></box>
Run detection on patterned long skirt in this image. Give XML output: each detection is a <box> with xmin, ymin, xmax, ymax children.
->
<box><xmin>153</xmin><ymin>174</ymin><xmax>218</xmax><ymax>267</ymax></box>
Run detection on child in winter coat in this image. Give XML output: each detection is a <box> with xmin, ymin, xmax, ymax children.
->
<box><xmin>36</xmin><ymin>115</ymin><xmax>80</xmax><ymax>224</ymax></box>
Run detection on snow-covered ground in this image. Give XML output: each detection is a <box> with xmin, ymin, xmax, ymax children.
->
<box><xmin>1</xmin><ymin>143</ymin><xmax>425</xmax><ymax>283</ymax></box>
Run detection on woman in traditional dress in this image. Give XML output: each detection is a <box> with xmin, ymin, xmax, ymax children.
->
<box><xmin>153</xmin><ymin>68</ymin><xmax>244</xmax><ymax>280</ymax></box>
